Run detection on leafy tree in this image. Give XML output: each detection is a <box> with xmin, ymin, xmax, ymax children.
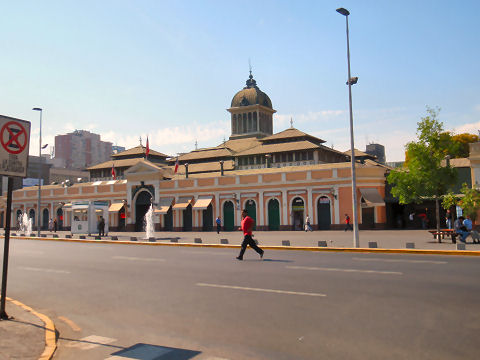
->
<box><xmin>388</xmin><ymin>107</ymin><xmax>457</xmax><ymax>231</ymax></box>
<box><xmin>458</xmin><ymin>183</ymin><xmax>480</xmax><ymax>222</ymax></box>
<box><xmin>437</xmin><ymin>131</ymin><xmax>478</xmax><ymax>159</ymax></box>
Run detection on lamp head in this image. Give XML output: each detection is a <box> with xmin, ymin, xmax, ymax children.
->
<box><xmin>336</xmin><ymin>8</ymin><xmax>350</xmax><ymax>16</ymax></box>
<box><xmin>32</xmin><ymin>107</ymin><xmax>42</xmax><ymax>112</ymax></box>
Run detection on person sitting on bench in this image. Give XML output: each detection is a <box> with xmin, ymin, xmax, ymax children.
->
<box><xmin>454</xmin><ymin>216</ymin><xmax>471</xmax><ymax>243</ymax></box>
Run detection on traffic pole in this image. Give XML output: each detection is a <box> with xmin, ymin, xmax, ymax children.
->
<box><xmin>1</xmin><ymin>177</ymin><xmax>14</xmax><ymax>319</ymax></box>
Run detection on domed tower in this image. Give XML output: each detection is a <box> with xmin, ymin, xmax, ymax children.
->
<box><xmin>228</xmin><ymin>72</ymin><xmax>276</xmax><ymax>139</ymax></box>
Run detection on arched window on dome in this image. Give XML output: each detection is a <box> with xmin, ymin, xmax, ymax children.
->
<box><xmin>232</xmin><ymin>114</ymin><xmax>237</xmax><ymax>134</ymax></box>
<box><xmin>253</xmin><ymin>112</ymin><xmax>257</xmax><ymax>132</ymax></box>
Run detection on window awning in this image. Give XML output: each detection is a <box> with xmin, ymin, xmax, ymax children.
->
<box><xmin>172</xmin><ymin>196</ymin><xmax>193</xmax><ymax>210</ymax></box>
<box><xmin>154</xmin><ymin>197</ymin><xmax>174</xmax><ymax>214</ymax></box>
<box><xmin>192</xmin><ymin>196</ymin><xmax>213</xmax><ymax>210</ymax></box>
<box><xmin>109</xmin><ymin>203</ymin><xmax>124</xmax><ymax>212</ymax></box>
<box><xmin>360</xmin><ymin>188</ymin><xmax>385</xmax><ymax>207</ymax></box>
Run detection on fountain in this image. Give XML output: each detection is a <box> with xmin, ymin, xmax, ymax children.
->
<box><xmin>144</xmin><ymin>204</ymin><xmax>154</xmax><ymax>240</ymax></box>
<box><xmin>18</xmin><ymin>213</ymin><xmax>33</xmax><ymax>235</ymax></box>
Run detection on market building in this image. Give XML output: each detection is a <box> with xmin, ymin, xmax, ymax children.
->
<box><xmin>0</xmin><ymin>73</ymin><xmax>390</xmax><ymax>232</ymax></box>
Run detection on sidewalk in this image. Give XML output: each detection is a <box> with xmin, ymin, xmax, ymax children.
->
<box><xmin>8</xmin><ymin>229</ymin><xmax>480</xmax><ymax>251</ymax></box>
<box><xmin>0</xmin><ymin>297</ymin><xmax>56</xmax><ymax>360</ymax></box>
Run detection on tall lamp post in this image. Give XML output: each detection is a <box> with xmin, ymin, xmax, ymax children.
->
<box><xmin>32</xmin><ymin>107</ymin><xmax>42</xmax><ymax>237</ymax></box>
<box><xmin>336</xmin><ymin>7</ymin><xmax>360</xmax><ymax>247</ymax></box>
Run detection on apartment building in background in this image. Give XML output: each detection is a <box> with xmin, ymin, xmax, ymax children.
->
<box><xmin>54</xmin><ymin>130</ymin><xmax>113</xmax><ymax>170</ymax></box>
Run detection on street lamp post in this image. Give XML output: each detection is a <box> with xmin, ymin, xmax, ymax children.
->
<box><xmin>336</xmin><ymin>7</ymin><xmax>360</xmax><ymax>247</ymax></box>
<box><xmin>32</xmin><ymin>107</ymin><xmax>42</xmax><ymax>237</ymax></box>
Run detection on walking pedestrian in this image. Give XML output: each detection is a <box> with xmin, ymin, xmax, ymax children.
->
<box><xmin>305</xmin><ymin>215</ymin><xmax>312</xmax><ymax>232</ymax></box>
<box><xmin>53</xmin><ymin>218</ymin><xmax>57</xmax><ymax>232</ymax></box>
<box><xmin>445</xmin><ymin>209</ymin><xmax>453</xmax><ymax>229</ymax></box>
<box><xmin>236</xmin><ymin>209</ymin><xmax>264</xmax><ymax>261</ymax></box>
<box><xmin>344</xmin><ymin>214</ymin><xmax>353</xmax><ymax>231</ymax></box>
<box><xmin>216</xmin><ymin>216</ymin><xmax>221</xmax><ymax>234</ymax></box>
<box><xmin>98</xmin><ymin>216</ymin><xmax>105</xmax><ymax>237</ymax></box>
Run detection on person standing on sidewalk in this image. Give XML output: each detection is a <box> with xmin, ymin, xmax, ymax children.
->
<box><xmin>236</xmin><ymin>209</ymin><xmax>264</xmax><ymax>261</ymax></box>
<box><xmin>216</xmin><ymin>216</ymin><xmax>221</xmax><ymax>234</ymax></box>
<box><xmin>344</xmin><ymin>214</ymin><xmax>353</xmax><ymax>231</ymax></box>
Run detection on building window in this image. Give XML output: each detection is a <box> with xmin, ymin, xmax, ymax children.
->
<box><xmin>249</xmin><ymin>156</ymin><xmax>254</xmax><ymax>165</ymax></box>
<box><xmin>282</xmin><ymin>153</ymin><xmax>287</xmax><ymax>162</ymax></box>
<box><xmin>307</xmin><ymin>151</ymin><xmax>313</xmax><ymax>160</ymax></box>
<box><xmin>243</xmin><ymin>114</ymin><xmax>247</xmax><ymax>134</ymax></box>
<box><xmin>288</xmin><ymin>153</ymin><xmax>293</xmax><ymax>162</ymax></box>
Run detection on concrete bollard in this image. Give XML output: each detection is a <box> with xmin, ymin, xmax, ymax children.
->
<box><xmin>456</xmin><ymin>243</ymin><xmax>466</xmax><ymax>250</ymax></box>
<box><xmin>170</xmin><ymin>238</ymin><xmax>178</xmax><ymax>243</ymax></box>
<box><xmin>79</xmin><ymin>235</ymin><xmax>86</xmax><ymax>239</ymax></box>
<box><xmin>53</xmin><ymin>234</ymin><xmax>59</xmax><ymax>238</ymax></box>
<box><xmin>95</xmin><ymin>236</ymin><xmax>101</xmax><ymax>240</ymax></box>
<box><xmin>110</xmin><ymin>236</ymin><xmax>118</xmax><ymax>240</ymax></box>
<box><xmin>406</xmin><ymin>242</ymin><xmax>415</xmax><ymax>249</ymax></box>
<box><xmin>20</xmin><ymin>234</ymin><xmax>25</xmax><ymax>236</ymax></box>
<box><xmin>282</xmin><ymin>240</ymin><xmax>291</xmax><ymax>246</ymax></box>
<box><xmin>41</xmin><ymin>234</ymin><xmax>47</xmax><ymax>238</ymax></box>
<box><xmin>368</xmin><ymin>242</ymin><xmax>378</xmax><ymax>248</ymax></box>
<box><xmin>221</xmin><ymin>239</ymin><xmax>229</xmax><ymax>244</ymax></box>
<box><xmin>130</xmin><ymin>237</ymin><xmax>137</xmax><ymax>241</ymax></box>
<box><xmin>194</xmin><ymin>238</ymin><xmax>202</xmax><ymax>243</ymax></box>
<box><xmin>318</xmin><ymin>240</ymin><xmax>328</xmax><ymax>247</ymax></box>
<box><xmin>30</xmin><ymin>234</ymin><xmax>36</xmax><ymax>237</ymax></box>
<box><xmin>65</xmin><ymin>235</ymin><xmax>72</xmax><ymax>238</ymax></box>
<box><xmin>149</xmin><ymin>237</ymin><xmax>156</xmax><ymax>242</ymax></box>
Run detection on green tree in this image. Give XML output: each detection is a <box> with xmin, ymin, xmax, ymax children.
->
<box><xmin>458</xmin><ymin>183</ymin><xmax>480</xmax><ymax>221</ymax></box>
<box><xmin>388</xmin><ymin>107</ymin><xmax>457</xmax><ymax>231</ymax></box>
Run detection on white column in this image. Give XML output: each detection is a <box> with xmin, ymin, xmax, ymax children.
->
<box><xmin>194</xmin><ymin>197</ymin><xmax>199</xmax><ymax>228</ymax></box>
<box><xmin>214</xmin><ymin>192</ymin><xmax>220</xmax><ymax>218</ymax></box>
<box><xmin>258</xmin><ymin>190</ymin><xmax>264</xmax><ymax>227</ymax></box>
<box><xmin>282</xmin><ymin>189</ymin><xmax>288</xmax><ymax>226</ymax></box>
<box><xmin>236</xmin><ymin>191</ymin><xmax>241</xmax><ymax>226</ymax></box>
<box><xmin>334</xmin><ymin>186</ymin><xmax>340</xmax><ymax>224</ymax></box>
<box><xmin>307</xmin><ymin>187</ymin><xmax>313</xmax><ymax>224</ymax></box>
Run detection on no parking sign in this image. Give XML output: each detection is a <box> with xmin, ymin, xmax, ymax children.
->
<box><xmin>0</xmin><ymin>115</ymin><xmax>31</xmax><ymax>177</ymax></box>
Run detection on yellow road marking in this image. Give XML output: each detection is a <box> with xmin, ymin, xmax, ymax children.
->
<box><xmin>58</xmin><ymin>316</ymin><xmax>81</xmax><ymax>332</ymax></box>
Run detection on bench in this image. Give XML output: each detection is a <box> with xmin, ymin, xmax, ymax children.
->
<box><xmin>428</xmin><ymin>229</ymin><xmax>457</xmax><ymax>243</ymax></box>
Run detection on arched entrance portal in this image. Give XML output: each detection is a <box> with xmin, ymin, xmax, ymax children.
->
<box><xmin>43</xmin><ymin>209</ymin><xmax>49</xmax><ymax>230</ymax></box>
<box><xmin>223</xmin><ymin>201</ymin><xmax>234</xmax><ymax>231</ymax></box>
<box><xmin>29</xmin><ymin>209</ymin><xmax>35</xmax><ymax>229</ymax></box>
<box><xmin>317</xmin><ymin>196</ymin><xmax>331</xmax><ymax>230</ymax></box>
<box><xmin>164</xmin><ymin>207</ymin><xmax>173</xmax><ymax>231</ymax></box>
<box><xmin>202</xmin><ymin>204</ymin><xmax>213</xmax><ymax>231</ymax></box>
<box><xmin>291</xmin><ymin>197</ymin><xmax>304</xmax><ymax>231</ymax></box>
<box><xmin>56</xmin><ymin>208</ymin><xmax>63</xmax><ymax>230</ymax></box>
<box><xmin>135</xmin><ymin>191</ymin><xmax>152</xmax><ymax>231</ymax></box>
<box><xmin>268</xmin><ymin>199</ymin><xmax>280</xmax><ymax>230</ymax></box>
<box><xmin>245</xmin><ymin>199</ymin><xmax>256</xmax><ymax>230</ymax></box>
<box><xmin>183</xmin><ymin>204</ymin><xmax>192</xmax><ymax>231</ymax></box>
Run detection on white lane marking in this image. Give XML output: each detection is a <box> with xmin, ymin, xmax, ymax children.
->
<box><xmin>286</xmin><ymin>265</ymin><xmax>403</xmax><ymax>275</ymax></box>
<box><xmin>112</xmin><ymin>256</ymin><xmax>165</xmax><ymax>262</ymax></box>
<box><xmin>66</xmin><ymin>335</ymin><xmax>116</xmax><ymax>350</ymax></box>
<box><xmin>17</xmin><ymin>266</ymin><xmax>70</xmax><ymax>274</ymax></box>
<box><xmin>196</xmin><ymin>283</ymin><xmax>326</xmax><ymax>297</ymax></box>
<box><xmin>352</xmin><ymin>257</ymin><xmax>447</xmax><ymax>264</ymax></box>
<box><xmin>181</xmin><ymin>250</ymin><xmax>232</xmax><ymax>256</ymax></box>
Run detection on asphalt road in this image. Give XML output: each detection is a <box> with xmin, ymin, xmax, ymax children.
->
<box><xmin>3</xmin><ymin>239</ymin><xmax>480</xmax><ymax>360</ymax></box>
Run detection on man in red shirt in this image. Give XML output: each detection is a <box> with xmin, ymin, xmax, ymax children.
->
<box><xmin>237</xmin><ymin>209</ymin><xmax>264</xmax><ymax>260</ymax></box>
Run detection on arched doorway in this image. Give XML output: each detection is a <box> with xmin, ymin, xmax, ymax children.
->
<box><xmin>43</xmin><ymin>209</ymin><xmax>49</xmax><ymax>230</ymax></box>
<box><xmin>202</xmin><ymin>204</ymin><xmax>213</xmax><ymax>231</ymax></box>
<box><xmin>29</xmin><ymin>209</ymin><xmax>35</xmax><ymax>229</ymax></box>
<box><xmin>16</xmin><ymin>210</ymin><xmax>22</xmax><ymax>229</ymax></box>
<box><xmin>268</xmin><ymin>198</ymin><xmax>280</xmax><ymax>230</ymax></box>
<box><xmin>317</xmin><ymin>196</ymin><xmax>331</xmax><ymax>230</ymax></box>
<box><xmin>223</xmin><ymin>201</ymin><xmax>234</xmax><ymax>231</ymax></box>
<box><xmin>56</xmin><ymin>208</ymin><xmax>64</xmax><ymax>230</ymax></box>
<box><xmin>291</xmin><ymin>197</ymin><xmax>304</xmax><ymax>231</ymax></box>
<box><xmin>245</xmin><ymin>199</ymin><xmax>256</xmax><ymax>230</ymax></box>
<box><xmin>135</xmin><ymin>190</ymin><xmax>152</xmax><ymax>231</ymax></box>
<box><xmin>183</xmin><ymin>204</ymin><xmax>192</xmax><ymax>231</ymax></box>
<box><xmin>164</xmin><ymin>207</ymin><xmax>173</xmax><ymax>231</ymax></box>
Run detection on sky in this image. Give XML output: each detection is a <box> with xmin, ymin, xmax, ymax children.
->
<box><xmin>1</xmin><ymin>0</ymin><xmax>479</xmax><ymax>162</ymax></box>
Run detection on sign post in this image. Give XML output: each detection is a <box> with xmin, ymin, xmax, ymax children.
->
<box><xmin>0</xmin><ymin>115</ymin><xmax>30</xmax><ymax>320</ymax></box>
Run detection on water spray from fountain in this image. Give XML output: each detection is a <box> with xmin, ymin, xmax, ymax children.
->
<box><xmin>18</xmin><ymin>213</ymin><xmax>33</xmax><ymax>235</ymax></box>
<box><xmin>144</xmin><ymin>204</ymin><xmax>154</xmax><ymax>240</ymax></box>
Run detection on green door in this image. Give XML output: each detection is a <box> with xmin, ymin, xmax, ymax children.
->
<box><xmin>223</xmin><ymin>201</ymin><xmax>235</xmax><ymax>231</ymax></box>
<box><xmin>245</xmin><ymin>200</ymin><xmax>257</xmax><ymax>230</ymax></box>
<box><xmin>268</xmin><ymin>199</ymin><xmax>280</xmax><ymax>230</ymax></box>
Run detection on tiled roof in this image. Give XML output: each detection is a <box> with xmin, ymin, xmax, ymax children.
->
<box><xmin>169</xmin><ymin>160</ymin><xmax>235</xmax><ymax>174</ymax></box>
<box><xmin>261</xmin><ymin>128</ymin><xmax>325</xmax><ymax>144</ymax></box>
<box><xmin>175</xmin><ymin>147</ymin><xmax>233</xmax><ymax>162</ymax></box>
<box><xmin>218</xmin><ymin>137</ymin><xmax>260</xmax><ymax>153</ymax></box>
<box><xmin>344</xmin><ymin>148</ymin><xmax>376</xmax><ymax>158</ymax></box>
<box><xmin>112</xmin><ymin>145</ymin><xmax>169</xmax><ymax>158</ymax></box>
<box><xmin>87</xmin><ymin>158</ymin><xmax>167</xmax><ymax>170</ymax></box>
<box><xmin>235</xmin><ymin>140</ymin><xmax>320</xmax><ymax>156</ymax></box>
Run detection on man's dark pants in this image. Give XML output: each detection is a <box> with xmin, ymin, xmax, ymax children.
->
<box><xmin>238</xmin><ymin>234</ymin><xmax>263</xmax><ymax>259</ymax></box>
<box><xmin>217</xmin><ymin>224</ymin><xmax>221</xmax><ymax>234</ymax></box>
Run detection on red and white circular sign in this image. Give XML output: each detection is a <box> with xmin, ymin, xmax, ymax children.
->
<box><xmin>1</xmin><ymin>121</ymin><xmax>28</xmax><ymax>155</ymax></box>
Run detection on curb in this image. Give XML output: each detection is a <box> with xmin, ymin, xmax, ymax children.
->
<box><xmin>6</xmin><ymin>297</ymin><xmax>56</xmax><ymax>360</ymax></box>
<box><xmin>10</xmin><ymin>235</ymin><xmax>480</xmax><ymax>256</ymax></box>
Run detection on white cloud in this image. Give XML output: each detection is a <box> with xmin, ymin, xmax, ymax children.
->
<box><xmin>452</xmin><ymin>121</ymin><xmax>480</xmax><ymax>135</ymax></box>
